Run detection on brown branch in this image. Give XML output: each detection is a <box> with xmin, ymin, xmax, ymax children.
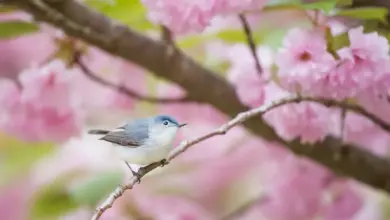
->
<box><xmin>91</xmin><ymin>97</ymin><xmax>390</xmax><ymax>220</ymax></box>
<box><xmin>238</xmin><ymin>14</ymin><xmax>262</xmax><ymax>74</ymax></box>
<box><xmin>7</xmin><ymin>0</ymin><xmax>390</xmax><ymax>211</ymax></box>
<box><xmin>71</xmin><ymin>49</ymin><xmax>191</xmax><ymax>103</ymax></box>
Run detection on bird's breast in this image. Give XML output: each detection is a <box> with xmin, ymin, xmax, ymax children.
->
<box><xmin>147</xmin><ymin>129</ymin><xmax>177</xmax><ymax>149</ymax></box>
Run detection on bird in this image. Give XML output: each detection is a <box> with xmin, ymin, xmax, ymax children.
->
<box><xmin>88</xmin><ymin>115</ymin><xmax>186</xmax><ymax>181</ymax></box>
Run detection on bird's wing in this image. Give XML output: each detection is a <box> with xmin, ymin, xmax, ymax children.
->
<box><xmin>99</xmin><ymin>119</ymin><xmax>149</xmax><ymax>148</ymax></box>
<box><xmin>88</xmin><ymin>129</ymin><xmax>110</xmax><ymax>135</ymax></box>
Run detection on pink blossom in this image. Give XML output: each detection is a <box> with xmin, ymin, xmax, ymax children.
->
<box><xmin>134</xmin><ymin>195</ymin><xmax>214</xmax><ymax>220</ymax></box>
<box><xmin>0</xmin><ymin>61</ymin><xmax>83</xmax><ymax>143</ymax></box>
<box><xmin>313</xmin><ymin>27</ymin><xmax>390</xmax><ymax>99</ymax></box>
<box><xmin>0</xmin><ymin>79</ymin><xmax>20</xmax><ymax>112</ymax></box>
<box><xmin>260</xmin><ymin>156</ymin><xmax>334</xmax><ymax>220</ymax></box>
<box><xmin>343</xmin><ymin>112</ymin><xmax>390</xmax><ymax>156</ymax></box>
<box><xmin>322</xmin><ymin>181</ymin><xmax>363</xmax><ymax>220</ymax></box>
<box><xmin>227</xmin><ymin>63</ymin><xmax>266</xmax><ymax>107</ymax></box>
<box><xmin>0</xmin><ymin>181</ymin><xmax>30</xmax><ymax>220</ymax></box>
<box><xmin>264</xmin><ymin>102</ymin><xmax>332</xmax><ymax>143</ymax></box>
<box><xmin>354</xmin><ymin>72</ymin><xmax>390</xmax><ymax>126</ymax></box>
<box><xmin>141</xmin><ymin>0</ymin><xmax>268</xmax><ymax>34</ymax></box>
<box><xmin>275</xmin><ymin>28</ymin><xmax>336</xmax><ymax>93</ymax></box>
<box><xmin>226</xmin><ymin>44</ymin><xmax>274</xmax><ymax>107</ymax></box>
<box><xmin>18</xmin><ymin>61</ymin><xmax>82</xmax><ymax>112</ymax></box>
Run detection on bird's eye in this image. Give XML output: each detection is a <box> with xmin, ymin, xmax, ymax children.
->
<box><xmin>163</xmin><ymin>120</ymin><xmax>169</xmax><ymax>126</ymax></box>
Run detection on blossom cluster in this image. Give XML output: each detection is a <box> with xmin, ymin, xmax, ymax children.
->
<box><xmin>141</xmin><ymin>0</ymin><xmax>268</xmax><ymax>34</ymax></box>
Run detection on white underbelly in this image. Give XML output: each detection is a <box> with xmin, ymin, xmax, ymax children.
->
<box><xmin>112</xmin><ymin>143</ymin><xmax>171</xmax><ymax>166</ymax></box>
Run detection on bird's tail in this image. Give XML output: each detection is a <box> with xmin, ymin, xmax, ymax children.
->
<box><xmin>88</xmin><ymin>129</ymin><xmax>110</xmax><ymax>135</ymax></box>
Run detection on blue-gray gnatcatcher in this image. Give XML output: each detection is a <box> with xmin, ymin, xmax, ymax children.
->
<box><xmin>88</xmin><ymin>115</ymin><xmax>186</xmax><ymax>179</ymax></box>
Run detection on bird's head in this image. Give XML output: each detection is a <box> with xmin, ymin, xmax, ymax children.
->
<box><xmin>149</xmin><ymin>115</ymin><xmax>186</xmax><ymax>140</ymax></box>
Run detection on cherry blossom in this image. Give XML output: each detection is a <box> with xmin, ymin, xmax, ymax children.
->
<box><xmin>141</xmin><ymin>0</ymin><xmax>268</xmax><ymax>34</ymax></box>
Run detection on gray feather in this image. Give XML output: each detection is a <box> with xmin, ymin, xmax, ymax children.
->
<box><xmin>88</xmin><ymin>129</ymin><xmax>110</xmax><ymax>135</ymax></box>
<box><xmin>99</xmin><ymin>119</ymin><xmax>149</xmax><ymax>148</ymax></box>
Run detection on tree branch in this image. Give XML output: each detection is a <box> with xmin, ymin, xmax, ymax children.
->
<box><xmin>6</xmin><ymin>0</ymin><xmax>390</xmax><ymax>213</ymax></box>
<box><xmin>91</xmin><ymin>97</ymin><xmax>390</xmax><ymax>220</ymax></box>
<box><xmin>71</xmin><ymin>50</ymin><xmax>191</xmax><ymax>103</ymax></box>
<box><xmin>238</xmin><ymin>14</ymin><xmax>262</xmax><ymax>74</ymax></box>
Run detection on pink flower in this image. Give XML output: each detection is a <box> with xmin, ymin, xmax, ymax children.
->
<box><xmin>0</xmin><ymin>61</ymin><xmax>83</xmax><ymax>143</ymax></box>
<box><xmin>264</xmin><ymin>102</ymin><xmax>332</xmax><ymax>143</ymax></box>
<box><xmin>0</xmin><ymin>181</ymin><xmax>30</xmax><ymax>220</ymax></box>
<box><xmin>18</xmin><ymin>61</ymin><xmax>82</xmax><ymax>112</ymax></box>
<box><xmin>141</xmin><ymin>0</ymin><xmax>268</xmax><ymax>34</ymax></box>
<box><xmin>313</xmin><ymin>27</ymin><xmax>390</xmax><ymax>99</ymax></box>
<box><xmin>357</xmin><ymin>88</ymin><xmax>390</xmax><ymax>125</ymax></box>
<box><xmin>260</xmin><ymin>156</ymin><xmax>334</xmax><ymax>220</ymax></box>
<box><xmin>0</xmin><ymin>79</ymin><xmax>20</xmax><ymax>112</ymax></box>
<box><xmin>275</xmin><ymin>28</ymin><xmax>336</xmax><ymax>93</ymax></box>
<box><xmin>343</xmin><ymin>112</ymin><xmax>390</xmax><ymax>156</ymax></box>
<box><xmin>322</xmin><ymin>181</ymin><xmax>363</xmax><ymax>220</ymax></box>
<box><xmin>134</xmin><ymin>195</ymin><xmax>214</xmax><ymax>220</ymax></box>
<box><xmin>226</xmin><ymin>44</ymin><xmax>274</xmax><ymax>107</ymax></box>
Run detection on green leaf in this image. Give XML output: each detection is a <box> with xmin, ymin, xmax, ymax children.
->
<box><xmin>85</xmin><ymin>0</ymin><xmax>155</xmax><ymax>31</ymax></box>
<box><xmin>217</xmin><ymin>29</ymin><xmax>264</xmax><ymax>43</ymax></box>
<box><xmin>261</xmin><ymin>28</ymin><xmax>287</xmax><ymax>49</ymax></box>
<box><xmin>177</xmin><ymin>29</ymin><xmax>264</xmax><ymax>49</ymax></box>
<box><xmin>0</xmin><ymin>20</ymin><xmax>40</xmax><ymax>39</ymax></box>
<box><xmin>301</xmin><ymin>0</ymin><xmax>338</xmax><ymax>14</ymax></box>
<box><xmin>334</xmin><ymin>7</ymin><xmax>389</xmax><ymax>24</ymax></box>
<box><xmin>325</xmin><ymin>29</ymin><xmax>349</xmax><ymax>59</ymax></box>
<box><xmin>0</xmin><ymin>135</ymin><xmax>54</xmax><ymax>186</ymax></box>
<box><xmin>69</xmin><ymin>171</ymin><xmax>123</xmax><ymax>207</ymax></box>
<box><xmin>30</xmin><ymin>177</ymin><xmax>79</xmax><ymax>220</ymax></box>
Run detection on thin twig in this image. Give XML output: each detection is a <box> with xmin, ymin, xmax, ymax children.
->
<box><xmin>71</xmin><ymin>51</ymin><xmax>191</xmax><ymax>103</ymax></box>
<box><xmin>238</xmin><ymin>14</ymin><xmax>262</xmax><ymax>75</ymax></box>
<box><xmin>91</xmin><ymin>95</ymin><xmax>390</xmax><ymax>220</ymax></box>
<box><xmin>340</xmin><ymin>108</ymin><xmax>347</xmax><ymax>139</ymax></box>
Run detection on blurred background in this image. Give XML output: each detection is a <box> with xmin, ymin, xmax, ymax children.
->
<box><xmin>2</xmin><ymin>0</ymin><xmax>390</xmax><ymax>219</ymax></box>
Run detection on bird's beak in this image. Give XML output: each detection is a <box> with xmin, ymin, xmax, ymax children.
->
<box><xmin>178</xmin><ymin>123</ymin><xmax>187</xmax><ymax>128</ymax></box>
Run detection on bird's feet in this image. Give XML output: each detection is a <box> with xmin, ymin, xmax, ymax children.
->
<box><xmin>124</xmin><ymin>161</ymin><xmax>141</xmax><ymax>184</ymax></box>
<box><xmin>131</xmin><ymin>170</ymin><xmax>142</xmax><ymax>184</ymax></box>
<box><xmin>160</xmin><ymin>159</ymin><xmax>169</xmax><ymax>167</ymax></box>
